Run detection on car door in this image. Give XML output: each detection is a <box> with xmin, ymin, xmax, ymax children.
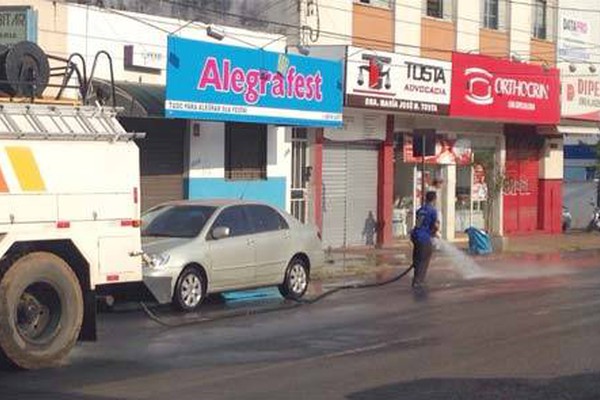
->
<box><xmin>246</xmin><ymin>204</ymin><xmax>293</xmax><ymax>285</ymax></box>
<box><xmin>206</xmin><ymin>205</ymin><xmax>256</xmax><ymax>291</ymax></box>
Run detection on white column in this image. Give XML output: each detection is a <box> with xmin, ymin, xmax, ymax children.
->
<box><xmin>442</xmin><ymin>164</ymin><xmax>456</xmax><ymax>240</ymax></box>
<box><xmin>455</xmin><ymin>0</ymin><xmax>480</xmax><ymax>52</ymax></box>
<box><xmin>395</xmin><ymin>0</ymin><xmax>422</xmax><ymax>56</ymax></box>
<box><xmin>509</xmin><ymin>0</ymin><xmax>532</xmax><ymax>60</ymax></box>
<box><xmin>493</xmin><ymin>134</ymin><xmax>506</xmax><ymax>236</ymax></box>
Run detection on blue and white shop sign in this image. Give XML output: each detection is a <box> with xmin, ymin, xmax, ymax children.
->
<box><xmin>165</xmin><ymin>36</ymin><xmax>343</xmax><ymax>127</ymax></box>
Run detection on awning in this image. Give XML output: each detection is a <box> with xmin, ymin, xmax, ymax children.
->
<box><xmin>90</xmin><ymin>79</ymin><xmax>165</xmax><ymax>118</ymax></box>
<box><xmin>557</xmin><ymin>125</ymin><xmax>600</xmax><ymax>136</ymax></box>
<box><xmin>537</xmin><ymin>124</ymin><xmax>600</xmax><ymax>137</ymax></box>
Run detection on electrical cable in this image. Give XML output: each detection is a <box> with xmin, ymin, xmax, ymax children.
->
<box><xmin>55</xmin><ymin>0</ymin><xmax>600</xmax><ymax>72</ymax></box>
<box><xmin>140</xmin><ymin>263</ymin><xmax>415</xmax><ymax>329</ymax></box>
<box><xmin>57</xmin><ymin>0</ymin><xmax>600</xmax><ymax>61</ymax></box>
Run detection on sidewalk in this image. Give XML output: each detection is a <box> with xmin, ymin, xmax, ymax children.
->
<box><xmin>313</xmin><ymin>231</ymin><xmax>600</xmax><ymax>281</ymax></box>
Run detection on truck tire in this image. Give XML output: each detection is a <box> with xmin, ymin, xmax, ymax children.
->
<box><xmin>0</xmin><ymin>252</ymin><xmax>83</xmax><ymax>369</ymax></box>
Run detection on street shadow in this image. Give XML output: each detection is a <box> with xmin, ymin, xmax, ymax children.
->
<box><xmin>347</xmin><ymin>373</ymin><xmax>600</xmax><ymax>400</ymax></box>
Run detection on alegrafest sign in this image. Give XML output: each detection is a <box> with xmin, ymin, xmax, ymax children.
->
<box><xmin>165</xmin><ymin>36</ymin><xmax>343</xmax><ymax>127</ymax></box>
<box><xmin>345</xmin><ymin>46</ymin><xmax>451</xmax><ymax>115</ymax></box>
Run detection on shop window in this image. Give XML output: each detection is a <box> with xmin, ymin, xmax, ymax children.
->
<box><xmin>225</xmin><ymin>123</ymin><xmax>267</xmax><ymax>180</ymax></box>
<box><xmin>533</xmin><ymin>0</ymin><xmax>547</xmax><ymax>39</ymax></box>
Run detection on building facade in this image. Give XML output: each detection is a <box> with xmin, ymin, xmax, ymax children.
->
<box><xmin>557</xmin><ymin>0</ymin><xmax>600</xmax><ymax>229</ymax></box>
<box><xmin>268</xmin><ymin>0</ymin><xmax>564</xmax><ymax>246</ymax></box>
<box><xmin>2</xmin><ymin>1</ymin><xmax>343</xmax><ymax>214</ymax></box>
<box><xmin>1</xmin><ymin>0</ymin><xmax>570</xmax><ymax>247</ymax></box>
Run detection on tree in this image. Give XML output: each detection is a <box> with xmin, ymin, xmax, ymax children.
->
<box><xmin>473</xmin><ymin>150</ymin><xmax>506</xmax><ymax>234</ymax></box>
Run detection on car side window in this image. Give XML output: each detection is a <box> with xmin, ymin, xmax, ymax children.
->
<box><xmin>247</xmin><ymin>205</ymin><xmax>289</xmax><ymax>233</ymax></box>
<box><xmin>211</xmin><ymin>206</ymin><xmax>252</xmax><ymax>238</ymax></box>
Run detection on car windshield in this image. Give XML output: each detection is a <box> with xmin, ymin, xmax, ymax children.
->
<box><xmin>141</xmin><ymin>205</ymin><xmax>217</xmax><ymax>238</ymax></box>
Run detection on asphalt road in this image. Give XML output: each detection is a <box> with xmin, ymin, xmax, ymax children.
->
<box><xmin>2</xmin><ymin>252</ymin><xmax>600</xmax><ymax>400</ymax></box>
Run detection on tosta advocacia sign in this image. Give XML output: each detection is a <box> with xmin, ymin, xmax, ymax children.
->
<box><xmin>345</xmin><ymin>46</ymin><xmax>451</xmax><ymax>115</ymax></box>
<box><xmin>0</xmin><ymin>6</ymin><xmax>36</xmax><ymax>45</ymax></box>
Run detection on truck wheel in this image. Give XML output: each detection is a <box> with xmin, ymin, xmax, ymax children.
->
<box><xmin>0</xmin><ymin>252</ymin><xmax>83</xmax><ymax>369</ymax></box>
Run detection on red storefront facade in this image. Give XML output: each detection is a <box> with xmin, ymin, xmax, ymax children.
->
<box><xmin>450</xmin><ymin>53</ymin><xmax>562</xmax><ymax>236</ymax></box>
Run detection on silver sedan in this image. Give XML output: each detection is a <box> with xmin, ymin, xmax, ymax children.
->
<box><xmin>142</xmin><ymin>200</ymin><xmax>324</xmax><ymax>311</ymax></box>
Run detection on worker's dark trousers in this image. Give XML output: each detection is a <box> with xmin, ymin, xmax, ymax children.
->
<box><xmin>411</xmin><ymin>239</ymin><xmax>433</xmax><ymax>287</ymax></box>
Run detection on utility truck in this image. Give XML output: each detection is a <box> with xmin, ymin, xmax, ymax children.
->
<box><xmin>0</xmin><ymin>41</ymin><xmax>144</xmax><ymax>369</ymax></box>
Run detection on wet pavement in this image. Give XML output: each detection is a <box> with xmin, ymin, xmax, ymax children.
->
<box><xmin>1</xmin><ymin>251</ymin><xmax>600</xmax><ymax>399</ymax></box>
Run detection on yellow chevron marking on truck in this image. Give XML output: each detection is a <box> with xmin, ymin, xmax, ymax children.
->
<box><xmin>6</xmin><ymin>146</ymin><xmax>46</xmax><ymax>192</ymax></box>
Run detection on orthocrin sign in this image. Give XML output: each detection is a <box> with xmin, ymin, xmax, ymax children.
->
<box><xmin>450</xmin><ymin>53</ymin><xmax>560</xmax><ymax>124</ymax></box>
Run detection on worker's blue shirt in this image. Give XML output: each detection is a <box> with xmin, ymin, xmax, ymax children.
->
<box><xmin>411</xmin><ymin>204</ymin><xmax>438</xmax><ymax>244</ymax></box>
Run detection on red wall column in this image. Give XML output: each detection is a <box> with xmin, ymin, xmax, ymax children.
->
<box><xmin>313</xmin><ymin>129</ymin><xmax>324</xmax><ymax>233</ymax></box>
<box><xmin>378</xmin><ymin>115</ymin><xmax>395</xmax><ymax>246</ymax></box>
<box><xmin>538</xmin><ymin>179</ymin><xmax>562</xmax><ymax>233</ymax></box>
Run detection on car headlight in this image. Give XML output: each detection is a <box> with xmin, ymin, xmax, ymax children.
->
<box><xmin>144</xmin><ymin>253</ymin><xmax>171</xmax><ymax>268</ymax></box>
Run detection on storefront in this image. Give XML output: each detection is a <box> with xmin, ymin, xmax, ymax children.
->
<box><xmin>394</xmin><ymin>116</ymin><xmax>504</xmax><ymax>240</ymax></box>
<box><xmin>557</xmin><ymin>0</ymin><xmax>600</xmax><ymax>229</ymax></box>
<box><xmin>450</xmin><ymin>52</ymin><xmax>562</xmax><ymax>235</ymax></box>
<box><xmin>320</xmin><ymin>110</ymin><xmax>385</xmax><ymax>248</ymax></box>
<box><xmin>165</xmin><ymin>36</ymin><xmax>343</xmax><ymax>211</ymax></box>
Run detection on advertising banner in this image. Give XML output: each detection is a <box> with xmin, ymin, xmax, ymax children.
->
<box><xmin>403</xmin><ymin>134</ymin><xmax>472</xmax><ymax>165</ymax></box>
<box><xmin>558</xmin><ymin>0</ymin><xmax>600</xmax><ymax>121</ymax></box>
<box><xmin>345</xmin><ymin>46</ymin><xmax>451</xmax><ymax>115</ymax></box>
<box><xmin>450</xmin><ymin>53</ymin><xmax>560</xmax><ymax>124</ymax></box>
<box><xmin>165</xmin><ymin>36</ymin><xmax>343</xmax><ymax>127</ymax></box>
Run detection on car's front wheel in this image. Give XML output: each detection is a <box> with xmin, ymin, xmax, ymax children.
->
<box><xmin>279</xmin><ymin>257</ymin><xmax>309</xmax><ymax>300</ymax></box>
<box><xmin>173</xmin><ymin>267</ymin><xmax>205</xmax><ymax>312</ymax></box>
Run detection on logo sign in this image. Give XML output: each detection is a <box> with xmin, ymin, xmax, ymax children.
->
<box><xmin>124</xmin><ymin>45</ymin><xmax>164</xmax><ymax>72</ymax></box>
<box><xmin>450</xmin><ymin>53</ymin><xmax>560</xmax><ymax>124</ymax></box>
<box><xmin>0</xmin><ymin>6</ymin><xmax>36</xmax><ymax>45</ymax></box>
<box><xmin>345</xmin><ymin>46</ymin><xmax>450</xmax><ymax>115</ymax></box>
<box><xmin>165</xmin><ymin>36</ymin><xmax>343</xmax><ymax>127</ymax></box>
<box><xmin>558</xmin><ymin>13</ymin><xmax>594</xmax><ymax>62</ymax></box>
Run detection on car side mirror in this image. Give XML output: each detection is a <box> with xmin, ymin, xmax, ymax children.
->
<box><xmin>212</xmin><ymin>226</ymin><xmax>231</xmax><ymax>240</ymax></box>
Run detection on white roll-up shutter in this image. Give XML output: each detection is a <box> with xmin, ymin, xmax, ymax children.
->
<box><xmin>346</xmin><ymin>144</ymin><xmax>379</xmax><ymax>246</ymax></box>
<box><xmin>322</xmin><ymin>144</ymin><xmax>347</xmax><ymax>248</ymax></box>
<box><xmin>322</xmin><ymin>143</ymin><xmax>379</xmax><ymax>248</ymax></box>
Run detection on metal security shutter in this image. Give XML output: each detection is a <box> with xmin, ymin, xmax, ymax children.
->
<box><xmin>322</xmin><ymin>143</ymin><xmax>379</xmax><ymax>248</ymax></box>
<box><xmin>122</xmin><ymin>117</ymin><xmax>185</xmax><ymax>211</ymax></box>
<box><xmin>322</xmin><ymin>144</ymin><xmax>347</xmax><ymax>248</ymax></box>
<box><xmin>346</xmin><ymin>144</ymin><xmax>379</xmax><ymax>246</ymax></box>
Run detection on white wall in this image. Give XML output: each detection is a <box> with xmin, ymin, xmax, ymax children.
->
<box><xmin>188</xmin><ymin>123</ymin><xmax>290</xmax><ymax>178</ymax></box>
<box><xmin>187</xmin><ymin>122</ymin><xmax>291</xmax><ymax>209</ymax></box>
<box><xmin>64</xmin><ymin>3</ymin><xmax>286</xmax><ymax>86</ymax></box>
<box><xmin>395</xmin><ymin>0</ymin><xmax>421</xmax><ymax>56</ymax></box>
<box><xmin>455</xmin><ymin>0</ymin><xmax>480</xmax><ymax>52</ymax></box>
<box><xmin>303</xmin><ymin>0</ymin><xmax>352</xmax><ymax>46</ymax></box>
<box><xmin>539</xmin><ymin>137</ymin><xmax>564</xmax><ymax>179</ymax></box>
<box><xmin>188</xmin><ymin>121</ymin><xmax>225</xmax><ymax>179</ymax></box>
<box><xmin>509</xmin><ymin>0</ymin><xmax>532</xmax><ymax>60</ymax></box>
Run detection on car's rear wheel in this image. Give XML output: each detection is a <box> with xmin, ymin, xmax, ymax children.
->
<box><xmin>173</xmin><ymin>267</ymin><xmax>205</xmax><ymax>312</ymax></box>
<box><xmin>279</xmin><ymin>257</ymin><xmax>309</xmax><ymax>300</ymax></box>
